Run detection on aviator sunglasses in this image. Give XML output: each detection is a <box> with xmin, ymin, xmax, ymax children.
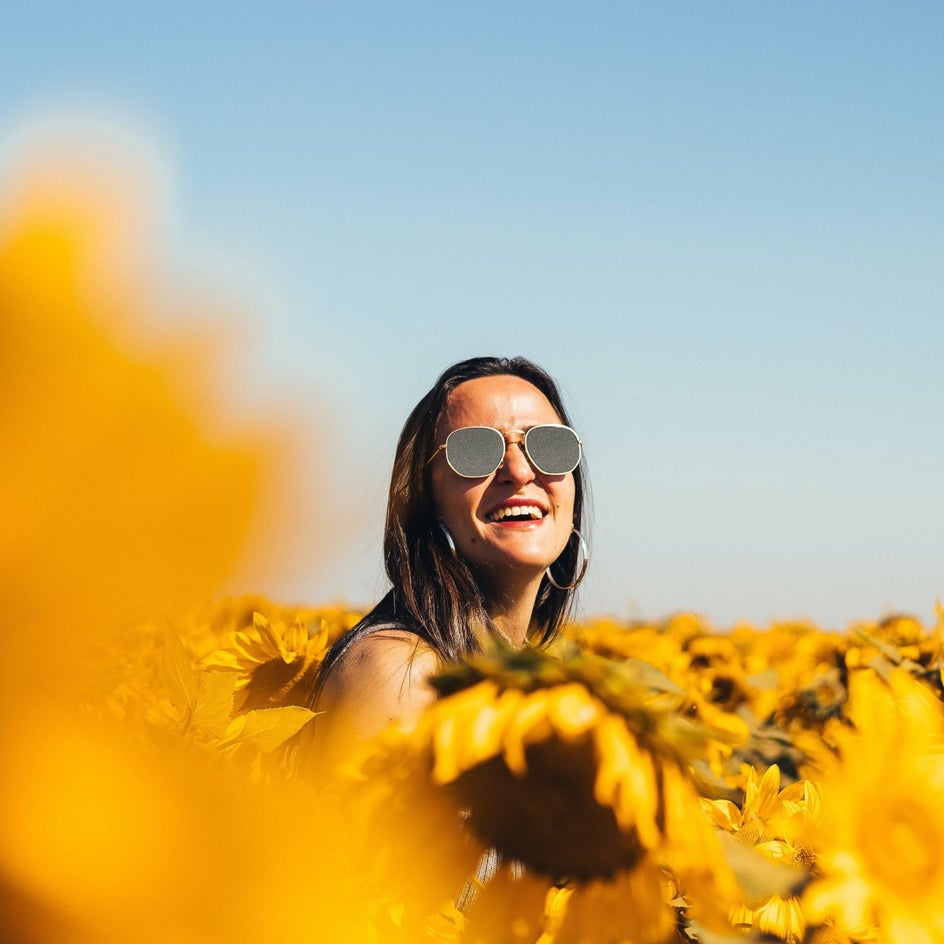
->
<box><xmin>428</xmin><ymin>424</ymin><xmax>583</xmax><ymax>478</ymax></box>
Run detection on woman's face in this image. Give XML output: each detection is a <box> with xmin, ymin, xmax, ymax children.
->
<box><xmin>430</xmin><ymin>375</ymin><xmax>577</xmax><ymax>590</ymax></box>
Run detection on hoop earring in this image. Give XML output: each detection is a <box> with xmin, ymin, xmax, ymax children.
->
<box><xmin>545</xmin><ymin>528</ymin><xmax>589</xmax><ymax>591</ymax></box>
<box><xmin>438</xmin><ymin>521</ymin><xmax>457</xmax><ymax>558</ymax></box>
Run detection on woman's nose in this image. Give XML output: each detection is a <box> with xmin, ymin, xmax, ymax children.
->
<box><xmin>497</xmin><ymin>439</ymin><xmax>535</xmax><ymax>485</ymax></box>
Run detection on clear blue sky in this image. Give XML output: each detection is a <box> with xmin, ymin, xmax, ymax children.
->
<box><xmin>3</xmin><ymin>2</ymin><xmax>942</xmax><ymax>628</ymax></box>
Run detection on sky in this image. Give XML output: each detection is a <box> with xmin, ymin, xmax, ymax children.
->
<box><xmin>2</xmin><ymin>2</ymin><xmax>941</xmax><ymax>629</ymax></box>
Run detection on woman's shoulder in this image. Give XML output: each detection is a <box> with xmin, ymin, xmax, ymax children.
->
<box><xmin>318</xmin><ymin>622</ymin><xmax>440</xmax><ymax>743</ymax></box>
<box><xmin>334</xmin><ymin>624</ymin><xmax>439</xmax><ymax>686</ymax></box>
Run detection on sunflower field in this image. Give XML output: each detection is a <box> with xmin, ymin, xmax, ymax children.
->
<box><xmin>3</xmin><ymin>155</ymin><xmax>944</xmax><ymax>944</ymax></box>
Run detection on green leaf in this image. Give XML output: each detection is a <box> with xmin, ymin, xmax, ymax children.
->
<box><xmin>680</xmin><ymin>921</ymin><xmax>774</xmax><ymax>944</ymax></box>
<box><xmin>162</xmin><ymin>627</ymin><xmax>197</xmax><ymax>715</ymax></box>
<box><xmin>745</xmin><ymin>669</ymin><xmax>780</xmax><ymax>691</ymax></box>
<box><xmin>200</xmin><ymin>650</ymin><xmax>242</xmax><ymax>671</ymax></box>
<box><xmin>192</xmin><ymin>670</ymin><xmax>237</xmax><ymax>740</ymax></box>
<box><xmin>619</xmin><ymin>657</ymin><xmax>686</xmax><ymax>694</ymax></box>
<box><xmin>854</xmin><ymin>628</ymin><xmax>904</xmax><ymax>665</ymax></box>
<box><xmin>899</xmin><ymin>657</ymin><xmax>926</xmax><ymax>675</ymax></box>
<box><xmin>222</xmin><ymin>706</ymin><xmax>315</xmax><ymax>753</ymax></box>
<box><xmin>719</xmin><ymin>832</ymin><xmax>807</xmax><ymax>901</ymax></box>
<box><xmin>867</xmin><ymin>653</ymin><xmax>896</xmax><ymax>682</ymax></box>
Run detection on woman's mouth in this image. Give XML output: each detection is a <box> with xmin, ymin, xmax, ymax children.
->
<box><xmin>486</xmin><ymin>503</ymin><xmax>547</xmax><ymax>523</ymax></box>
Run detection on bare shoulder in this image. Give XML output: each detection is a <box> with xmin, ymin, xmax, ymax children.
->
<box><xmin>336</xmin><ymin>629</ymin><xmax>440</xmax><ymax>692</ymax></box>
<box><xmin>319</xmin><ymin>628</ymin><xmax>440</xmax><ymax>746</ymax></box>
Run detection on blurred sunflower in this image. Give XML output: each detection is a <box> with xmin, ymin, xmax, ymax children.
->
<box><xmin>563</xmin><ymin>618</ymin><xmax>692</xmax><ymax>687</ymax></box>
<box><xmin>803</xmin><ymin>668</ymin><xmax>944</xmax><ymax>944</ymax></box>
<box><xmin>336</xmin><ymin>723</ymin><xmax>488</xmax><ymax>940</ymax></box>
<box><xmin>546</xmin><ymin>866</ymin><xmax>678</xmax><ymax>944</ymax></box>
<box><xmin>425</xmin><ymin>642</ymin><xmax>727</xmax><ymax>883</ymax></box>
<box><xmin>805</xmin><ymin>926</ymin><xmax>874</xmax><ymax>944</ymax></box>
<box><xmin>0</xmin><ymin>136</ymin><xmax>335</xmax><ymax>944</ymax></box>
<box><xmin>332</xmin><ymin>638</ymin><xmax>748</xmax><ymax>942</ymax></box>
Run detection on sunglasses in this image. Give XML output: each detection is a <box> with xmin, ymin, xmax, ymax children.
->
<box><xmin>428</xmin><ymin>424</ymin><xmax>583</xmax><ymax>478</ymax></box>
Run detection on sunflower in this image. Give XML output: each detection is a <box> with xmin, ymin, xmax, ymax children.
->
<box><xmin>544</xmin><ymin>866</ymin><xmax>678</xmax><ymax>944</ymax></box>
<box><xmin>331</xmin><ymin>638</ymin><xmax>747</xmax><ymax>942</ymax></box>
<box><xmin>703</xmin><ymin>764</ymin><xmax>819</xmax><ymax>942</ymax></box>
<box><xmin>334</xmin><ymin>722</ymin><xmax>488</xmax><ymax>940</ymax></box>
<box><xmin>803</xmin><ymin>668</ymin><xmax>944</xmax><ymax>944</ymax></box>
<box><xmin>424</xmin><ymin>642</ymin><xmax>733</xmax><ymax>882</ymax></box>
<box><xmin>562</xmin><ymin>618</ymin><xmax>693</xmax><ymax>686</ymax></box>
<box><xmin>202</xmin><ymin>610</ymin><xmax>331</xmax><ymax>710</ymax></box>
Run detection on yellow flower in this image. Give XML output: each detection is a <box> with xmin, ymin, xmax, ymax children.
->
<box><xmin>336</xmin><ymin>639</ymin><xmax>746</xmax><ymax>941</ymax></box>
<box><xmin>335</xmin><ymin>722</ymin><xmax>488</xmax><ymax>937</ymax></box>
<box><xmin>423</xmin><ymin>643</ymin><xmax>729</xmax><ymax>885</ymax></box>
<box><xmin>729</xmin><ymin>893</ymin><xmax>807</xmax><ymax>943</ymax></box>
<box><xmin>803</xmin><ymin>669</ymin><xmax>944</xmax><ymax>944</ymax></box>
<box><xmin>549</xmin><ymin>866</ymin><xmax>677</xmax><ymax>944</ymax></box>
<box><xmin>203</xmin><ymin>610</ymin><xmax>330</xmax><ymax>710</ymax></box>
<box><xmin>563</xmin><ymin>618</ymin><xmax>693</xmax><ymax>687</ymax></box>
<box><xmin>702</xmin><ymin>764</ymin><xmax>820</xmax><ymax>942</ymax></box>
<box><xmin>0</xmin><ymin>138</ymin><xmax>334</xmax><ymax>944</ymax></box>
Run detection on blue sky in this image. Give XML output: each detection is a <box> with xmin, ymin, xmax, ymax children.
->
<box><xmin>3</xmin><ymin>2</ymin><xmax>942</xmax><ymax>627</ymax></box>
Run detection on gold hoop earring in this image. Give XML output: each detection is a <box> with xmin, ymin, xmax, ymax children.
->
<box><xmin>545</xmin><ymin>528</ymin><xmax>589</xmax><ymax>591</ymax></box>
<box><xmin>438</xmin><ymin>521</ymin><xmax>457</xmax><ymax>558</ymax></box>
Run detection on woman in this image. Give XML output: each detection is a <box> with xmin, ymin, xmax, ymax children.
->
<box><xmin>310</xmin><ymin>355</ymin><xmax>589</xmax><ymax>774</ymax></box>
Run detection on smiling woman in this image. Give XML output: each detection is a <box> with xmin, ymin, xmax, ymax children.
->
<box><xmin>306</xmin><ymin>356</ymin><xmax>590</xmax><ymax>774</ymax></box>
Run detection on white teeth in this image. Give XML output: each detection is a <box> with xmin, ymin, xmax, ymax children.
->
<box><xmin>490</xmin><ymin>504</ymin><xmax>545</xmax><ymax>522</ymax></box>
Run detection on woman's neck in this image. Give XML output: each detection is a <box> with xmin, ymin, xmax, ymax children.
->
<box><xmin>486</xmin><ymin>574</ymin><xmax>544</xmax><ymax>647</ymax></box>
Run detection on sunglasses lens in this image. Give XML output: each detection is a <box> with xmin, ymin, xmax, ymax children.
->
<box><xmin>445</xmin><ymin>426</ymin><xmax>506</xmax><ymax>477</ymax></box>
<box><xmin>525</xmin><ymin>425</ymin><xmax>581</xmax><ymax>475</ymax></box>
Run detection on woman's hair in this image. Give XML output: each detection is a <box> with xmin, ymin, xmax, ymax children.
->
<box><xmin>317</xmin><ymin>355</ymin><xmax>589</xmax><ymax>685</ymax></box>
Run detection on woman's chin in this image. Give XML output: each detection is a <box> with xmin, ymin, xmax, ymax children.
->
<box><xmin>471</xmin><ymin>547</ymin><xmax>559</xmax><ymax>579</ymax></box>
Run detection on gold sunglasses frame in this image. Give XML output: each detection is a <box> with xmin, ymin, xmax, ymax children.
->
<box><xmin>427</xmin><ymin>424</ymin><xmax>583</xmax><ymax>478</ymax></box>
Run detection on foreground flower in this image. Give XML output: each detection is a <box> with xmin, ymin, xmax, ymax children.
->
<box><xmin>427</xmin><ymin>642</ymin><xmax>730</xmax><ymax>883</ymax></box>
<box><xmin>0</xmin><ymin>134</ymin><xmax>325</xmax><ymax>944</ymax></box>
<box><xmin>340</xmin><ymin>640</ymin><xmax>745</xmax><ymax>940</ymax></box>
<box><xmin>803</xmin><ymin>668</ymin><xmax>944</xmax><ymax>944</ymax></box>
